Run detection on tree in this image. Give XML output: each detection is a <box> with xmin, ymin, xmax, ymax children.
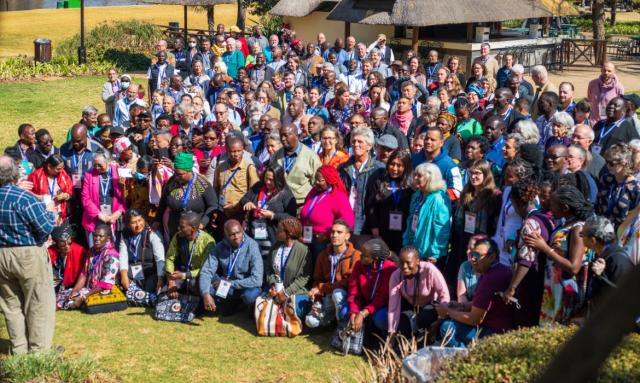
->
<box><xmin>593</xmin><ymin>0</ymin><xmax>606</xmax><ymax>40</ymax></box>
<box><xmin>241</xmin><ymin>0</ymin><xmax>279</xmax><ymax>17</ymax></box>
<box><xmin>236</xmin><ymin>0</ymin><xmax>246</xmax><ymax>30</ymax></box>
<box><xmin>207</xmin><ymin>5</ymin><xmax>215</xmax><ymax>35</ymax></box>
<box><xmin>610</xmin><ymin>0</ymin><xmax>618</xmax><ymax>26</ymax></box>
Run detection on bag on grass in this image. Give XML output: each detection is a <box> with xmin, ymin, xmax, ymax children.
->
<box><xmin>83</xmin><ymin>286</ymin><xmax>128</xmax><ymax>314</ymax></box>
<box><xmin>125</xmin><ymin>283</ymin><xmax>158</xmax><ymax>307</ymax></box>
<box><xmin>330</xmin><ymin>315</ymin><xmax>364</xmax><ymax>355</ymax></box>
<box><xmin>154</xmin><ymin>294</ymin><xmax>200</xmax><ymax>323</ymax></box>
<box><xmin>254</xmin><ymin>295</ymin><xmax>302</xmax><ymax>337</ymax></box>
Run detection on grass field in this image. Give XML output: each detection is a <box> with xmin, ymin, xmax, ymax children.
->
<box><xmin>0</xmin><ymin>309</ymin><xmax>365</xmax><ymax>382</ymax></box>
<box><xmin>0</xmin><ymin>4</ymin><xmax>246</xmax><ymax>58</ymax></box>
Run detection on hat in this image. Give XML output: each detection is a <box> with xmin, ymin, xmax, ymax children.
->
<box><xmin>109</xmin><ymin>126</ymin><xmax>125</xmax><ymax>137</ymax></box>
<box><xmin>377</xmin><ymin>134</ymin><xmax>399</xmax><ymax>150</ymax></box>
<box><xmin>120</xmin><ymin>74</ymin><xmax>131</xmax><ymax>82</ymax></box>
<box><xmin>229</xmin><ymin>25</ymin><xmax>241</xmax><ymax>33</ymax></box>
<box><xmin>467</xmin><ymin>83</ymin><xmax>485</xmax><ymax>98</ymax></box>
<box><xmin>391</xmin><ymin>60</ymin><xmax>403</xmax><ymax>67</ymax></box>
<box><xmin>174</xmin><ymin>152</ymin><xmax>194</xmax><ymax>171</ymax></box>
<box><xmin>51</xmin><ymin>224</ymin><xmax>72</xmax><ymax>242</ymax></box>
<box><xmin>322</xmin><ymin>62</ymin><xmax>335</xmax><ymax>71</ymax></box>
<box><xmin>292</xmin><ymin>38</ymin><xmax>302</xmax><ymax>47</ymax></box>
<box><xmin>623</xmin><ymin>94</ymin><xmax>640</xmax><ymax>109</ymax></box>
<box><xmin>138</xmin><ymin>111</ymin><xmax>151</xmax><ymax>119</ymax></box>
<box><xmin>377</xmin><ymin>33</ymin><xmax>387</xmax><ymax>41</ymax></box>
<box><xmin>113</xmin><ymin>137</ymin><xmax>132</xmax><ymax>157</ymax></box>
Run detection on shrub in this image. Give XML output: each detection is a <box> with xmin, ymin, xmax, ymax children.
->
<box><xmin>0</xmin><ymin>55</ymin><xmax>113</xmax><ymax>81</ymax></box>
<box><xmin>571</xmin><ymin>16</ymin><xmax>640</xmax><ymax>36</ymax></box>
<box><xmin>436</xmin><ymin>326</ymin><xmax>640</xmax><ymax>382</ymax></box>
<box><xmin>56</xmin><ymin>20</ymin><xmax>163</xmax><ymax>71</ymax></box>
<box><xmin>0</xmin><ymin>351</ymin><xmax>116</xmax><ymax>383</ymax></box>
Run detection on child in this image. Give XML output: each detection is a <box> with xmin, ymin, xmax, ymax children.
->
<box><xmin>574</xmin><ymin>99</ymin><xmax>591</xmax><ymax>126</ymax></box>
<box><xmin>544</xmin><ymin>111</ymin><xmax>574</xmax><ymax>149</ymax></box>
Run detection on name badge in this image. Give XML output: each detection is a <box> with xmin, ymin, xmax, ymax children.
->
<box><xmin>275</xmin><ymin>282</ymin><xmax>284</xmax><ymax>292</ymax></box>
<box><xmin>219</xmin><ymin>195</ymin><xmax>226</xmax><ymax>206</ymax></box>
<box><xmin>599</xmin><ymin>105</ymin><xmax>606</xmax><ymax>117</ymax></box>
<box><xmin>591</xmin><ymin>144</ymin><xmax>602</xmax><ymax>156</ymax></box>
<box><xmin>411</xmin><ymin>213</ymin><xmax>419</xmax><ymax>231</ymax></box>
<box><xmin>464</xmin><ymin>212</ymin><xmax>477</xmax><ymax>234</ymax></box>
<box><xmin>253</xmin><ymin>220</ymin><xmax>268</xmax><ymax>240</ymax></box>
<box><xmin>348</xmin><ymin>185</ymin><xmax>357</xmax><ymax>210</ymax></box>
<box><xmin>72</xmin><ymin>173</ymin><xmax>82</xmax><ymax>188</ymax></box>
<box><xmin>118</xmin><ymin>167</ymin><xmax>133</xmax><ymax>178</ymax></box>
<box><xmin>42</xmin><ymin>194</ymin><xmax>52</xmax><ymax>206</ymax></box>
<box><xmin>303</xmin><ymin>226</ymin><xmax>313</xmax><ymax>244</ymax></box>
<box><xmin>389</xmin><ymin>211</ymin><xmax>403</xmax><ymax>231</ymax></box>
<box><xmin>100</xmin><ymin>204</ymin><xmax>112</xmax><ymax>216</ymax></box>
<box><xmin>131</xmin><ymin>264</ymin><xmax>144</xmax><ymax>281</ymax></box>
<box><xmin>215</xmin><ymin>279</ymin><xmax>232</xmax><ymax>299</ymax></box>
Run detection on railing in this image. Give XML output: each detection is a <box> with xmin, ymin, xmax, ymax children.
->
<box><xmin>561</xmin><ymin>39</ymin><xmax>607</xmax><ymax>66</ymax></box>
<box><xmin>493</xmin><ymin>43</ymin><xmax>563</xmax><ymax>73</ymax></box>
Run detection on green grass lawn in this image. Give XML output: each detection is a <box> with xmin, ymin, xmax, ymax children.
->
<box><xmin>0</xmin><ymin>308</ymin><xmax>365</xmax><ymax>382</ymax></box>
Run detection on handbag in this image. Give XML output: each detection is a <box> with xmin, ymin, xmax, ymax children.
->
<box><xmin>154</xmin><ymin>294</ymin><xmax>200</xmax><ymax>323</ymax></box>
<box><xmin>83</xmin><ymin>286</ymin><xmax>128</xmax><ymax>314</ymax></box>
<box><xmin>330</xmin><ymin>315</ymin><xmax>364</xmax><ymax>355</ymax></box>
<box><xmin>254</xmin><ymin>295</ymin><xmax>302</xmax><ymax>337</ymax></box>
<box><xmin>125</xmin><ymin>283</ymin><xmax>158</xmax><ymax>307</ymax></box>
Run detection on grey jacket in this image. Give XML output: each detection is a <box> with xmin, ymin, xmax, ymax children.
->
<box><xmin>338</xmin><ymin>157</ymin><xmax>385</xmax><ymax>234</ymax></box>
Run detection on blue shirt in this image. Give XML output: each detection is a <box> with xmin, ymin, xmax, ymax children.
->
<box><xmin>484</xmin><ymin>135</ymin><xmax>506</xmax><ymax>169</ymax></box>
<box><xmin>198</xmin><ymin>237</ymin><xmax>263</xmax><ymax>292</ymax></box>
<box><xmin>0</xmin><ymin>184</ymin><xmax>55</xmax><ymax>246</ymax></box>
<box><xmin>60</xmin><ymin>139</ymin><xmax>106</xmax><ymax>178</ymax></box>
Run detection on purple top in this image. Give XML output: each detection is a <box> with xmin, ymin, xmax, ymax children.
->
<box><xmin>472</xmin><ymin>263</ymin><xmax>514</xmax><ymax>333</ymax></box>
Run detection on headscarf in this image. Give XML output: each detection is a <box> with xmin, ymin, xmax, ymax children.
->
<box><xmin>467</xmin><ymin>83</ymin><xmax>485</xmax><ymax>98</ymax></box>
<box><xmin>113</xmin><ymin>137</ymin><xmax>132</xmax><ymax>158</ymax></box>
<box><xmin>438</xmin><ymin>111</ymin><xmax>457</xmax><ymax>128</ymax></box>
<box><xmin>174</xmin><ymin>152</ymin><xmax>194</xmax><ymax>171</ymax></box>
<box><xmin>318</xmin><ymin>165</ymin><xmax>346</xmax><ymax>194</ymax></box>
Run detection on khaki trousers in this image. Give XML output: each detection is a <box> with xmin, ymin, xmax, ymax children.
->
<box><xmin>0</xmin><ymin>246</ymin><xmax>55</xmax><ymax>354</ymax></box>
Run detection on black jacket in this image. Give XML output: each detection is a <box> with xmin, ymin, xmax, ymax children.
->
<box><xmin>593</xmin><ymin>118</ymin><xmax>640</xmax><ymax>154</ymax></box>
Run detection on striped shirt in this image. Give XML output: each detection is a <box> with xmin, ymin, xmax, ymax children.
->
<box><xmin>0</xmin><ymin>184</ymin><xmax>55</xmax><ymax>246</ymax></box>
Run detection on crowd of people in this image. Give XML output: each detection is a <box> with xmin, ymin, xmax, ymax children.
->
<box><xmin>2</xmin><ymin>23</ymin><xmax>640</xmax><ymax>355</ymax></box>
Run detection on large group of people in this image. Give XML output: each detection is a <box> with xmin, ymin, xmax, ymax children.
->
<box><xmin>2</xmin><ymin>23</ymin><xmax>640</xmax><ymax>355</ymax></box>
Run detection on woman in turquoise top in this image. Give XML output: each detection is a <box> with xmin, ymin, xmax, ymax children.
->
<box><xmin>221</xmin><ymin>38</ymin><xmax>246</xmax><ymax>80</ymax></box>
<box><xmin>402</xmin><ymin>163</ymin><xmax>452</xmax><ymax>262</ymax></box>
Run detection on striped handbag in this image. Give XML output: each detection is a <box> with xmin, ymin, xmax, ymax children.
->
<box><xmin>254</xmin><ymin>295</ymin><xmax>302</xmax><ymax>337</ymax></box>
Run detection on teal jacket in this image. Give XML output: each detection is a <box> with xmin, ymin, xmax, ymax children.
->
<box><xmin>402</xmin><ymin>189</ymin><xmax>452</xmax><ymax>260</ymax></box>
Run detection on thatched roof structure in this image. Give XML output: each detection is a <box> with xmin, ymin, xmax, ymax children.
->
<box><xmin>270</xmin><ymin>0</ymin><xmax>338</xmax><ymax>17</ymax></box>
<box><xmin>138</xmin><ymin>0</ymin><xmax>234</xmax><ymax>5</ymax></box>
<box><xmin>326</xmin><ymin>0</ymin><xmax>578</xmax><ymax>26</ymax></box>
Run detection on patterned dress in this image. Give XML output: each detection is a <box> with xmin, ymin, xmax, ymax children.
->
<box><xmin>539</xmin><ymin>221</ymin><xmax>593</xmax><ymax>325</ymax></box>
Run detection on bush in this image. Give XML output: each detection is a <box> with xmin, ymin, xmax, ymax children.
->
<box><xmin>0</xmin><ymin>55</ymin><xmax>113</xmax><ymax>81</ymax></box>
<box><xmin>0</xmin><ymin>351</ymin><xmax>116</xmax><ymax>383</ymax></box>
<box><xmin>436</xmin><ymin>326</ymin><xmax>640</xmax><ymax>382</ymax></box>
<box><xmin>56</xmin><ymin>20</ymin><xmax>164</xmax><ymax>71</ymax></box>
<box><xmin>571</xmin><ymin>16</ymin><xmax>640</xmax><ymax>36</ymax></box>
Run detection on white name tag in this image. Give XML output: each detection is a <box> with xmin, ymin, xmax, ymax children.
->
<box><xmin>215</xmin><ymin>279</ymin><xmax>232</xmax><ymax>299</ymax></box>
<box><xmin>349</xmin><ymin>185</ymin><xmax>357</xmax><ymax>210</ymax></box>
<box><xmin>253</xmin><ymin>221</ymin><xmax>268</xmax><ymax>240</ymax></box>
<box><xmin>100</xmin><ymin>204</ymin><xmax>112</xmax><ymax>216</ymax></box>
<box><xmin>117</xmin><ymin>167</ymin><xmax>133</xmax><ymax>178</ymax></box>
<box><xmin>303</xmin><ymin>226</ymin><xmax>313</xmax><ymax>244</ymax></box>
<box><xmin>591</xmin><ymin>144</ymin><xmax>602</xmax><ymax>156</ymax></box>
<box><xmin>411</xmin><ymin>213</ymin><xmax>419</xmax><ymax>231</ymax></box>
<box><xmin>389</xmin><ymin>212</ymin><xmax>403</xmax><ymax>231</ymax></box>
<box><xmin>464</xmin><ymin>212</ymin><xmax>477</xmax><ymax>234</ymax></box>
<box><xmin>72</xmin><ymin>174</ymin><xmax>82</xmax><ymax>188</ymax></box>
<box><xmin>42</xmin><ymin>194</ymin><xmax>52</xmax><ymax>205</ymax></box>
<box><xmin>131</xmin><ymin>264</ymin><xmax>144</xmax><ymax>281</ymax></box>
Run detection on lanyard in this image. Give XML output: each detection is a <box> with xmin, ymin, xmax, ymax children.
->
<box><xmin>607</xmin><ymin>181</ymin><xmax>627</xmax><ymax>215</ymax></box>
<box><xmin>130</xmin><ymin>233</ymin><xmax>142</xmax><ymax>263</ymax></box>
<box><xmin>351</xmin><ymin>158</ymin><xmax>368</xmax><ymax>185</ymax></box>
<box><xmin>402</xmin><ymin>269</ymin><xmax>422</xmax><ymax>307</ymax></box>
<box><xmin>623</xmin><ymin>213</ymin><xmax>640</xmax><ymax>246</ymax></box>
<box><xmin>598</xmin><ymin>118</ymin><xmax>625</xmax><ymax>143</ymax></box>
<box><xmin>390</xmin><ymin>180</ymin><xmax>401</xmax><ymax>209</ymax></box>
<box><xmin>72</xmin><ymin>150</ymin><xmax>85</xmax><ymax>173</ymax></box>
<box><xmin>330</xmin><ymin>247</ymin><xmax>348</xmax><ymax>283</ymax></box>
<box><xmin>99</xmin><ymin>169</ymin><xmax>112</xmax><ymax>200</ymax></box>
<box><xmin>48</xmin><ymin>176</ymin><xmax>57</xmax><ymax>197</ymax></box>
<box><xmin>279</xmin><ymin>245</ymin><xmax>292</xmax><ymax>281</ymax></box>
<box><xmin>258</xmin><ymin>189</ymin><xmax>270</xmax><ymax>209</ymax></box>
<box><xmin>18</xmin><ymin>145</ymin><xmax>29</xmax><ymax>161</ymax></box>
<box><xmin>427</xmin><ymin>63</ymin><xmax>437</xmax><ymax>78</ymax></box>
<box><xmin>368</xmin><ymin>262</ymin><xmax>383</xmax><ymax>301</ymax></box>
<box><xmin>501</xmin><ymin>190</ymin><xmax>512</xmax><ymax>229</ymax></box>
<box><xmin>226</xmin><ymin>241</ymin><xmax>245</xmax><ymax>278</ymax></box>
<box><xmin>284</xmin><ymin>146</ymin><xmax>301</xmax><ymax>173</ymax></box>
<box><xmin>89</xmin><ymin>249</ymin><xmax>103</xmax><ymax>276</ymax></box>
<box><xmin>415</xmin><ymin>194</ymin><xmax>427</xmax><ymax>215</ymax></box>
<box><xmin>182</xmin><ymin>232</ymin><xmax>199</xmax><ymax>272</ymax></box>
<box><xmin>306</xmin><ymin>189</ymin><xmax>331</xmax><ymax>217</ymax></box>
<box><xmin>182</xmin><ymin>174</ymin><xmax>195</xmax><ymax>210</ymax></box>
<box><xmin>56</xmin><ymin>255</ymin><xmax>65</xmax><ymax>281</ymax></box>
<box><xmin>221</xmin><ymin>167</ymin><xmax>241</xmax><ymax>193</ymax></box>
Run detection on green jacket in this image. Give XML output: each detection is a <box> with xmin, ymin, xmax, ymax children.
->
<box><xmin>266</xmin><ymin>240</ymin><xmax>312</xmax><ymax>296</ymax></box>
<box><xmin>165</xmin><ymin>230</ymin><xmax>216</xmax><ymax>279</ymax></box>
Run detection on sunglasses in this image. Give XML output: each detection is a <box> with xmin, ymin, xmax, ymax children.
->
<box><xmin>546</xmin><ymin>154</ymin><xmax>566</xmax><ymax>161</ymax></box>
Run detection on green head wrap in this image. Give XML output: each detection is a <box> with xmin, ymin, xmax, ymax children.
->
<box><xmin>174</xmin><ymin>152</ymin><xmax>194</xmax><ymax>171</ymax></box>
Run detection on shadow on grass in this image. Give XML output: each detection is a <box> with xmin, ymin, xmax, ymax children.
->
<box><xmin>0</xmin><ymin>338</ymin><xmax>11</xmax><ymax>355</ymax></box>
<box><xmin>125</xmin><ymin>305</ymin><xmax>204</xmax><ymax>326</ymax></box>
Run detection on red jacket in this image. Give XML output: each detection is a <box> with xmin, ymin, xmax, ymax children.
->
<box><xmin>48</xmin><ymin>242</ymin><xmax>88</xmax><ymax>289</ymax></box>
<box><xmin>28</xmin><ymin>167</ymin><xmax>73</xmax><ymax>221</ymax></box>
<box><xmin>348</xmin><ymin>258</ymin><xmax>397</xmax><ymax>315</ymax></box>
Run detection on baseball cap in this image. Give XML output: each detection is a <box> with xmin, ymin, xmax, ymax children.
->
<box><xmin>377</xmin><ymin>134</ymin><xmax>398</xmax><ymax>150</ymax></box>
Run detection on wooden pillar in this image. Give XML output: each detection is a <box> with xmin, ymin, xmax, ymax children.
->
<box><xmin>183</xmin><ymin>5</ymin><xmax>188</xmax><ymax>43</ymax></box>
<box><xmin>412</xmin><ymin>27</ymin><xmax>419</xmax><ymax>52</ymax></box>
<box><xmin>345</xmin><ymin>22</ymin><xmax>351</xmax><ymax>40</ymax></box>
<box><xmin>466</xmin><ymin>23</ymin><xmax>474</xmax><ymax>42</ymax></box>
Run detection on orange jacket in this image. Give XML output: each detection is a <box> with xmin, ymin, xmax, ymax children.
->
<box><xmin>312</xmin><ymin>241</ymin><xmax>361</xmax><ymax>296</ymax></box>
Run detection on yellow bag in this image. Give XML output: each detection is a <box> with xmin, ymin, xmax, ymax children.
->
<box><xmin>84</xmin><ymin>286</ymin><xmax>128</xmax><ymax>314</ymax></box>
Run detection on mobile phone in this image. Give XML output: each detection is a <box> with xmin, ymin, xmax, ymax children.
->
<box><xmin>153</xmin><ymin>148</ymin><xmax>170</xmax><ymax>159</ymax></box>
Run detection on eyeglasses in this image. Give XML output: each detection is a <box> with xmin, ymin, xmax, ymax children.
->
<box><xmin>606</xmin><ymin>160</ymin><xmax>620</xmax><ymax>167</ymax></box>
<box><xmin>546</xmin><ymin>154</ymin><xmax>566</xmax><ymax>161</ymax></box>
<box><xmin>321</xmin><ymin>136</ymin><xmax>336</xmax><ymax>141</ymax></box>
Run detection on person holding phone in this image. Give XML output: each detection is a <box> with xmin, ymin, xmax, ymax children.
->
<box><xmin>28</xmin><ymin>154</ymin><xmax>73</xmax><ymax>225</ymax></box>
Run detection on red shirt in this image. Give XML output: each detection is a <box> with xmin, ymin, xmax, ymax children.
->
<box><xmin>48</xmin><ymin>242</ymin><xmax>88</xmax><ymax>289</ymax></box>
<box><xmin>347</xmin><ymin>259</ymin><xmax>397</xmax><ymax>315</ymax></box>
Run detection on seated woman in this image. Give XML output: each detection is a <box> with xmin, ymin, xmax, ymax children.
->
<box><xmin>264</xmin><ymin>217</ymin><xmax>312</xmax><ymax>316</ymax></box>
<box><xmin>388</xmin><ymin>246</ymin><xmax>450</xmax><ymax>339</ymax></box>
<box><xmin>303</xmin><ymin>220</ymin><xmax>361</xmax><ymax>328</ymax></box>
<box><xmin>119</xmin><ymin>209</ymin><xmax>165</xmax><ymax>305</ymax></box>
<box><xmin>300</xmin><ymin>165</ymin><xmax>354</xmax><ymax>262</ymax></box>
<box><xmin>125</xmin><ymin>155</ymin><xmax>156</xmax><ymax>221</ymax></box>
<box><xmin>165</xmin><ymin>210</ymin><xmax>216</xmax><ymax>298</ymax></box>
<box><xmin>48</xmin><ymin>225</ymin><xmax>88</xmax><ymax>309</ymax></box>
<box><xmin>436</xmin><ymin>238</ymin><xmax>514</xmax><ymax>347</ymax></box>
<box><xmin>28</xmin><ymin>154</ymin><xmax>73</xmax><ymax>226</ymax></box>
<box><xmin>347</xmin><ymin>238</ymin><xmax>397</xmax><ymax>340</ymax></box>
<box><xmin>456</xmin><ymin>235</ymin><xmax>486</xmax><ymax>304</ymax></box>
<box><xmin>65</xmin><ymin>224</ymin><xmax>120</xmax><ymax>309</ymax></box>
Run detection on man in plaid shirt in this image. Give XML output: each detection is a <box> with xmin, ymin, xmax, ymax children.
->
<box><xmin>0</xmin><ymin>155</ymin><xmax>56</xmax><ymax>354</ymax></box>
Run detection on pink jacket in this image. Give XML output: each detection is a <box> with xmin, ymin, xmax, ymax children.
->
<box><xmin>81</xmin><ymin>163</ymin><xmax>126</xmax><ymax>233</ymax></box>
<box><xmin>299</xmin><ymin>188</ymin><xmax>355</xmax><ymax>236</ymax></box>
<box><xmin>587</xmin><ymin>75</ymin><xmax>624</xmax><ymax>125</ymax></box>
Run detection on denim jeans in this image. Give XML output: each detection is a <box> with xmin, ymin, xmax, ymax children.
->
<box><xmin>371</xmin><ymin>306</ymin><xmax>389</xmax><ymax>335</ymax></box>
<box><xmin>210</xmin><ymin>286</ymin><xmax>262</xmax><ymax>314</ymax></box>
<box><xmin>439</xmin><ymin>319</ymin><xmax>495</xmax><ymax>347</ymax></box>
<box><xmin>303</xmin><ymin>288</ymin><xmax>348</xmax><ymax>328</ymax></box>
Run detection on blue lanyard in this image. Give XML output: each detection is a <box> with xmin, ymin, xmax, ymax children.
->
<box><xmin>339</xmin><ymin>106</ymin><xmax>349</xmax><ymax>131</ymax></box>
<box><xmin>48</xmin><ymin>176</ymin><xmax>57</xmax><ymax>197</ymax></box>
<box><xmin>130</xmin><ymin>233</ymin><xmax>142</xmax><ymax>263</ymax></box>
<box><xmin>352</xmin><ymin>159</ymin><xmax>368</xmax><ymax>185</ymax></box>
<box><xmin>284</xmin><ymin>146</ymin><xmax>300</xmax><ymax>173</ymax></box>
<box><xmin>89</xmin><ymin>250</ymin><xmax>102</xmax><ymax>276</ymax></box>
<box><xmin>279</xmin><ymin>245</ymin><xmax>292</xmax><ymax>281</ymax></box>
<box><xmin>624</xmin><ymin>213</ymin><xmax>639</xmax><ymax>245</ymax></box>
<box><xmin>501</xmin><ymin>190</ymin><xmax>512</xmax><ymax>229</ymax></box>
<box><xmin>607</xmin><ymin>182</ymin><xmax>627</xmax><ymax>216</ymax></box>
<box><xmin>18</xmin><ymin>145</ymin><xmax>29</xmax><ymax>161</ymax></box>
<box><xmin>182</xmin><ymin>174</ymin><xmax>195</xmax><ymax>210</ymax></box>
<box><xmin>598</xmin><ymin>118</ymin><xmax>625</xmax><ymax>143</ymax></box>
<box><xmin>390</xmin><ymin>180</ymin><xmax>401</xmax><ymax>209</ymax></box>
<box><xmin>99</xmin><ymin>169</ymin><xmax>112</xmax><ymax>200</ymax></box>
<box><xmin>330</xmin><ymin>247</ymin><xmax>348</xmax><ymax>283</ymax></box>
<box><xmin>72</xmin><ymin>150</ymin><xmax>85</xmax><ymax>173</ymax></box>
<box><xmin>182</xmin><ymin>232</ymin><xmax>199</xmax><ymax>272</ymax></box>
<box><xmin>427</xmin><ymin>64</ymin><xmax>437</xmax><ymax>78</ymax></box>
<box><xmin>259</xmin><ymin>192</ymin><xmax>270</xmax><ymax>209</ymax></box>
<box><xmin>306</xmin><ymin>189</ymin><xmax>331</xmax><ymax>217</ymax></box>
<box><xmin>226</xmin><ymin>241</ymin><xmax>245</xmax><ymax>278</ymax></box>
<box><xmin>221</xmin><ymin>167</ymin><xmax>241</xmax><ymax>193</ymax></box>
<box><xmin>367</xmin><ymin>262</ymin><xmax>383</xmax><ymax>301</ymax></box>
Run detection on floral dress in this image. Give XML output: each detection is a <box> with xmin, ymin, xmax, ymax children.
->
<box><xmin>540</xmin><ymin>221</ymin><xmax>593</xmax><ymax>325</ymax></box>
<box><xmin>79</xmin><ymin>243</ymin><xmax>120</xmax><ymax>294</ymax></box>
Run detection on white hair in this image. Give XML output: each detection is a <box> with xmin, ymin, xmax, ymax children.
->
<box><xmin>214</xmin><ymin>60</ymin><xmax>227</xmax><ymax>75</ymax></box>
<box><xmin>511</xmin><ymin>64</ymin><xmax>525</xmax><ymax>75</ymax></box>
<box><xmin>426</xmin><ymin>95</ymin><xmax>441</xmax><ymax>109</ymax></box>
<box><xmin>574</xmin><ymin>124</ymin><xmax>595</xmax><ymax>141</ymax></box>
<box><xmin>531</xmin><ymin>65</ymin><xmax>548</xmax><ymax>79</ymax></box>
<box><xmin>175</xmin><ymin>102</ymin><xmax>194</xmax><ymax>117</ymax></box>
<box><xmin>630</xmin><ymin>139</ymin><xmax>640</xmax><ymax>151</ymax></box>
<box><xmin>350</xmin><ymin>126</ymin><xmax>375</xmax><ymax>147</ymax></box>
<box><xmin>226</xmin><ymin>37</ymin><xmax>236</xmax><ymax>46</ymax></box>
<box><xmin>551</xmin><ymin>111</ymin><xmax>576</xmax><ymax>135</ymax></box>
<box><xmin>514</xmin><ymin>119</ymin><xmax>541</xmax><ymax>145</ymax></box>
<box><xmin>415</xmin><ymin>163</ymin><xmax>445</xmax><ymax>193</ymax></box>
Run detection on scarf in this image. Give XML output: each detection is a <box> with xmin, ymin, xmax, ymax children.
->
<box><xmin>392</xmin><ymin>110</ymin><xmax>414</xmax><ymax>134</ymax></box>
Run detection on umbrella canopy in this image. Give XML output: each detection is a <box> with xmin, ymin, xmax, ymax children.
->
<box><xmin>270</xmin><ymin>0</ymin><xmax>339</xmax><ymax>17</ymax></box>
<box><xmin>138</xmin><ymin>0</ymin><xmax>234</xmax><ymax>5</ymax></box>
<box><xmin>326</xmin><ymin>0</ymin><xmax>578</xmax><ymax>27</ymax></box>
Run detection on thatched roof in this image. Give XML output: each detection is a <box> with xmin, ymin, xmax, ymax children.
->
<box><xmin>138</xmin><ymin>0</ymin><xmax>235</xmax><ymax>5</ymax></box>
<box><xmin>270</xmin><ymin>0</ymin><xmax>338</xmax><ymax>17</ymax></box>
<box><xmin>326</xmin><ymin>0</ymin><xmax>578</xmax><ymax>26</ymax></box>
